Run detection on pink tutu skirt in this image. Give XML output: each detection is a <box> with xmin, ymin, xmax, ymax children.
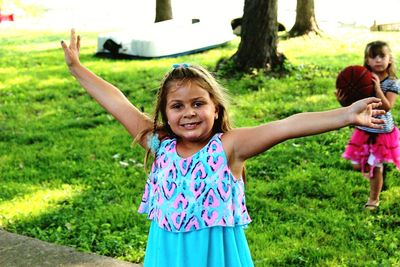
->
<box><xmin>342</xmin><ymin>127</ymin><xmax>400</xmax><ymax>176</ymax></box>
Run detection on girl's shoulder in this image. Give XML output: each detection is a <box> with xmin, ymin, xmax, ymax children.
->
<box><xmin>382</xmin><ymin>78</ymin><xmax>400</xmax><ymax>94</ymax></box>
<box><xmin>219</xmin><ymin>129</ymin><xmax>240</xmax><ymax>158</ymax></box>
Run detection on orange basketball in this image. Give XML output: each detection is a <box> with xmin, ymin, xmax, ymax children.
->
<box><xmin>336</xmin><ymin>65</ymin><xmax>374</xmax><ymax>106</ymax></box>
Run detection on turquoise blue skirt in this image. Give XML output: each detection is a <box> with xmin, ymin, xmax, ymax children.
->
<box><xmin>144</xmin><ymin>222</ymin><xmax>254</xmax><ymax>267</ymax></box>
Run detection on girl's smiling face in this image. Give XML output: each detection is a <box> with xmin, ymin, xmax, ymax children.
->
<box><xmin>165</xmin><ymin>82</ymin><xmax>218</xmax><ymax>143</ymax></box>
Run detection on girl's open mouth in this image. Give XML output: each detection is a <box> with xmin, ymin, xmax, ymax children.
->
<box><xmin>181</xmin><ymin>122</ymin><xmax>201</xmax><ymax>129</ymax></box>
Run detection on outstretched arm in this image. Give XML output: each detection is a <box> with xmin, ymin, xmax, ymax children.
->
<box><xmin>225</xmin><ymin>97</ymin><xmax>385</xmax><ymax>162</ymax></box>
<box><xmin>61</xmin><ymin>29</ymin><xmax>152</xmax><ymax>148</ymax></box>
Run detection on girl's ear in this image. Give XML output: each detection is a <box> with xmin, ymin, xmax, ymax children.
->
<box><xmin>214</xmin><ymin>106</ymin><xmax>220</xmax><ymax>120</ymax></box>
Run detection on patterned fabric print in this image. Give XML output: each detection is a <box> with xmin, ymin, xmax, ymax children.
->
<box><xmin>138</xmin><ymin>133</ymin><xmax>251</xmax><ymax>233</ymax></box>
<box><xmin>357</xmin><ymin>78</ymin><xmax>399</xmax><ymax>133</ymax></box>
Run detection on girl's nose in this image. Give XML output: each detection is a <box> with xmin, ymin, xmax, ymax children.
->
<box><xmin>183</xmin><ymin>107</ymin><xmax>196</xmax><ymax>117</ymax></box>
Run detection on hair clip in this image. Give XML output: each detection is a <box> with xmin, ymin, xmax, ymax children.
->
<box><xmin>172</xmin><ymin>63</ymin><xmax>190</xmax><ymax>69</ymax></box>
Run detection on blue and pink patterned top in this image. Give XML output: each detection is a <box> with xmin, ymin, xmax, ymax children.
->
<box><xmin>138</xmin><ymin>133</ymin><xmax>252</xmax><ymax>233</ymax></box>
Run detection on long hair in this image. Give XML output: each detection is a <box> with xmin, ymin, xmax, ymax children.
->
<box><xmin>364</xmin><ymin>40</ymin><xmax>397</xmax><ymax>79</ymax></box>
<box><xmin>136</xmin><ymin>64</ymin><xmax>233</xmax><ymax>168</ymax></box>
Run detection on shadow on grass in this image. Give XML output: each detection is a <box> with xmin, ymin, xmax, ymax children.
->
<box><xmin>1</xmin><ymin>173</ymin><xmax>149</xmax><ymax>263</ymax></box>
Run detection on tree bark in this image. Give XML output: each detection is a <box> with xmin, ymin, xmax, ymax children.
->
<box><xmin>155</xmin><ymin>0</ymin><xmax>173</xmax><ymax>23</ymax></box>
<box><xmin>232</xmin><ymin>0</ymin><xmax>285</xmax><ymax>71</ymax></box>
<box><xmin>288</xmin><ymin>0</ymin><xmax>321</xmax><ymax>37</ymax></box>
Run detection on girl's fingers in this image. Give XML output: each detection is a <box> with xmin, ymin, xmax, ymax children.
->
<box><xmin>70</xmin><ymin>28</ymin><xmax>76</xmax><ymax>50</ymax></box>
<box><xmin>371</xmin><ymin>103</ymin><xmax>382</xmax><ymax>109</ymax></box>
<box><xmin>372</xmin><ymin>109</ymin><xmax>385</xmax><ymax>116</ymax></box>
<box><xmin>336</xmin><ymin>91</ymin><xmax>343</xmax><ymax>99</ymax></box>
<box><xmin>77</xmin><ymin>35</ymin><xmax>81</xmax><ymax>52</ymax></box>
<box><xmin>371</xmin><ymin>125</ymin><xmax>384</xmax><ymax>129</ymax></box>
<box><xmin>370</xmin><ymin>118</ymin><xmax>385</xmax><ymax>128</ymax></box>
<box><xmin>61</xmin><ymin>40</ymin><xmax>67</xmax><ymax>50</ymax></box>
<box><xmin>365</xmin><ymin>97</ymin><xmax>382</xmax><ymax>104</ymax></box>
<box><xmin>371</xmin><ymin>118</ymin><xmax>385</xmax><ymax>124</ymax></box>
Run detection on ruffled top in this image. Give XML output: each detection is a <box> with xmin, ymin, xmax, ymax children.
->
<box><xmin>138</xmin><ymin>133</ymin><xmax>251</xmax><ymax>233</ymax></box>
<box><xmin>357</xmin><ymin>78</ymin><xmax>399</xmax><ymax>133</ymax></box>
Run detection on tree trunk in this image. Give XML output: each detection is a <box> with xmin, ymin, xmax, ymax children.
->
<box><xmin>155</xmin><ymin>0</ymin><xmax>173</xmax><ymax>23</ymax></box>
<box><xmin>232</xmin><ymin>0</ymin><xmax>285</xmax><ymax>72</ymax></box>
<box><xmin>288</xmin><ymin>0</ymin><xmax>321</xmax><ymax>37</ymax></box>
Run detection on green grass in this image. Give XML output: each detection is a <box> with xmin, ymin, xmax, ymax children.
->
<box><xmin>1</xmin><ymin>28</ymin><xmax>400</xmax><ymax>266</ymax></box>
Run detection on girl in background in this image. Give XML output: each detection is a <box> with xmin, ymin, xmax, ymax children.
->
<box><xmin>343</xmin><ymin>40</ymin><xmax>400</xmax><ymax>210</ymax></box>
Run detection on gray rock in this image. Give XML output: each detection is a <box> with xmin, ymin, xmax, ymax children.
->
<box><xmin>0</xmin><ymin>230</ymin><xmax>142</xmax><ymax>267</ymax></box>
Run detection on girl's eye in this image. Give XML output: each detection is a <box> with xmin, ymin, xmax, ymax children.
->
<box><xmin>372</xmin><ymin>54</ymin><xmax>386</xmax><ymax>59</ymax></box>
<box><xmin>171</xmin><ymin>104</ymin><xmax>182</xmax><ymax>109</ymax></box>
<box><xmin>193</xmin><ymin>101</ymin><xmax>204</xmax><ymax>107</ymax></box>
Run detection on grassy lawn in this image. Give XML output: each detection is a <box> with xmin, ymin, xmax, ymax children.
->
<box><xmin>1</xmin><ymin>27</ymin><xmax>400</xmax><ymax>266</ymax></box>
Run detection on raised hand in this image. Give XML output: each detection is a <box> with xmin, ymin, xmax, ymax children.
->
<box><xmin>371</xmin><ymin>72</ymin><xmax>381</xmax><ymax>92</ymax></box>
<box><xmin>61</xmin><ymin>29</ymin><xmax>81</xmax><ymax>68</ymax></box>
<box><xmin>349</xmin><ymin>97</ymin><xmax>385</xmax><ymax>128</ymax></box>
<box><xmin>335</xmin><ymin>87</ymin><xmax>346</xmax><ymax>105</ymax></box>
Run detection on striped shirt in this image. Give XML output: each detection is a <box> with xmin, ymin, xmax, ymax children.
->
<box><xmin>357</xmin><ymin>78</ymin><xmax>399</xmax><ymax>133</ymax></box>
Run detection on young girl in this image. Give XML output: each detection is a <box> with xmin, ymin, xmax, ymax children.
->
<box><xmin>342</xmin><ymin>40</ymin><xmax>400</xmax><ymax>210</ymax></box>
<box><xmin>61</xmin><ymin>29</ymin><xmax>384</xmax><ymax>266</ymax></box>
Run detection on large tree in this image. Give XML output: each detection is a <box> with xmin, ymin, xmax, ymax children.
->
<box><xmin>155</xmin><ymin>0</ymin><xmax>173</xmax><ymax>22</ymax></box>
<box><xmin>232</xmin><ymin>0</ymin><xmax>285</xmax><ymax>72</ymax></box>
<box><xmin>288</xmin><ymin>0</ymin><xmax>321</xmax><ymax>37</ymax></box>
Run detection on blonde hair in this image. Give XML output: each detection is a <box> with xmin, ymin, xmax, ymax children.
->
<box><xmin>364</xmin><ymin>40</ymin><xmax>398</xmax><ymax>79</ymax></box>
<box><xmin>137</xmin><ymin>64</ymin><xmax>233</xmax><ymax>167</ymax></box>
